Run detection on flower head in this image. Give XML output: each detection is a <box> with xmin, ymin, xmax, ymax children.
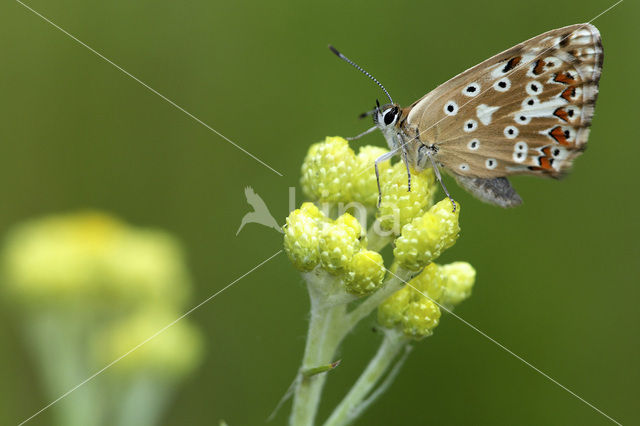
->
<box><xmin>378</xmin><ymin>261</ymin><xmax>476</xmax><ymax>339</ymax></box>
<box><xmin>300</xmin><ymin>137</ymin><xmax>356</xmax><ymax>203</ymax></box>
<box><xmin>440</xmin><ymin>261</ymin><xmax>476</xmax><ymax>308</ymax></box>
<box><xmin>319</xmin><ymin>213</ymin><xmax>364</xmax><ymax>274</ymax></box>
<box><xmin>283</xmin><ymin>203</ymin><xmax>326</xmax><ymax>272</ymax></box>
<box><xmin>378</xmin><ymin>282</ymin><xmax>441</xmax><ymax>340</ymax></box>
<box><xmin>91</xmin><ymin>307</ymin><xmax>203</xmax><ymax>380</ymax></box>
<box><xmin>377</xmin><ymin>163</ymin><xmax>436</xmax><ymax>233</ymax></box>
<box><xmin>1</xmin><ymin>211</ymin><xmax>190</xmax><ymax>312</ymax></box>
<box><xmin>343</xmin><ymin>250</ymin><xmax>386</xmax><ymax>296</ymax></box>
<box><xmin>394</xmin><ymin>198</ymin><xmax>461</xmax><ymax>271</ymax></box>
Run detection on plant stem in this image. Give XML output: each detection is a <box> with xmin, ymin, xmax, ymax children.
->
<box><xmin>289</xmin><ymin>276</ymin><xmax>348</xmax><ymax>426</ymax></box>
<box><xmin>27</xmin><ymin>313</ymin><xmax>103</xmax><ymax>426</ymax></box>
<box><xmin>323</xmin><ymin>330</ymin><xmax>407</xmax><ymax>426</ymax></box>
<box><xmin>366</xmin><ymin>227</ymin><xmax>393</xmax><ymax>252</ymax></box>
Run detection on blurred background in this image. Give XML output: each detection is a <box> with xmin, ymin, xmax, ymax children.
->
<box><xmin>0</xmin><ymin>0</ymin><xmax>638</xmax><ymax>425</ymax></box>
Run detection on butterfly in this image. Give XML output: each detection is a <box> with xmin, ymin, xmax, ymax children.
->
<box><xmin>330</xmin><ymin>23</ymin><xmax>603</xmax><ymax>209</ymax></box>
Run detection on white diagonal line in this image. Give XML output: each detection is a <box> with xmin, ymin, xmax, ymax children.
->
<box><xmin>352</xmin><ymin>0</ymin><xmax>623</xmax><ymax>180</ymax></box>
<box><xmin>15</xmin><ymin>0</ymin><xmax>284</xmax><ymax>177</ymax></box>
<box><xmin>17</xmin><ymin>250</ymin><xmax>283</xmax><ymax>426</ymax></box>
<box><xmin>378</xmin><ymin>263</ymin><xmax>622</xmax><ymax>425</ymax></box>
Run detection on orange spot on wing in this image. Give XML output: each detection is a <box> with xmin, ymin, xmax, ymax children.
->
<box><xmin>554</xmin><ymin>72</ymin><xmax>577</xmax><ymax>84</ymax></box>
<box><xmin>533</xmin><ymin>60</ymin><xmax>546</xmax><ymax>75</ymax></box>
<box><xmin>561</xmin><ymin>86</ymin><xmax>576</xmax><ymax>102</ymax></box>
<box><xmin>502</xmin><ymin>56</ymin><xmax>522</xmax><ymax>72</ymax></box>
<box><xmin>541</xmin><ymin>146</ymin><xmax>552</xmax><ymax>157</ymax></box>
<box><xmin>553</xmin><ymin>108</ymin><xmax>570</xmax><ymax>122</ymax></box>
<box><xmin>549</xmin><ymin>126</ymin><xmax>570</xmax><ymax>146</ymax></box>
<box><xmin>539</xmin><ymin>157</ymin><xmax>552</xmax><ymax>170</ymax></box>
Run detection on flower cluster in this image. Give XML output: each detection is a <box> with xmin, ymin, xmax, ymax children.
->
<box><xmin>289</xmin><ymin>136</ymin><xmax>464</xmax><ymax>298</ymax></box>
<box><xmin>287</xmin><ymin>136</ymin><xmax>475</xmax><ymax>425</ymax></box>
<box><xmin>284</xmin><ymin>202</ymin><xmax>385</xmax><ymax>296</ymax></box>
<box><xmin>378</xmin><ymin>261</ymin><xmax>476</xmax><ymax>339</ymax></box>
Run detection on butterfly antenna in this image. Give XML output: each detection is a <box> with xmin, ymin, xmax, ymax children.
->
<box><xmin>329</xmin><ymin>45</ymin><xmax>393</xmax><ymax>104</ymax></box>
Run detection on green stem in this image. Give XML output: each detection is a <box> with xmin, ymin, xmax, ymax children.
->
<box><xmin>323</xmin><ymin>330</ymin><xmax>407</xmax><ymax>426</ymax></box>
<box><xmin>26</xmin><ymin>313</ymin><xmax>103</xmax><ymax>426</ymax></box>
<box><xmin>114</xmin><ymin>375</ymin><xmax>169</xmax><ymax>426</ymax></box>
<box><xmin>366</xmin><ymin>227</ymin><xmax>393</xmax><ymax>252</ymax></box>
<box><xmin>289</xmin><ymin>276</ymin><xmax>348</xmax><ymax>426</ymax></box>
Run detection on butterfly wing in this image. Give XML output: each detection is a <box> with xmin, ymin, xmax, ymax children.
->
<box><xmin>405</xmin><ymin>23</ymin><xmax>602</xmax><ymax>181</ymax></box>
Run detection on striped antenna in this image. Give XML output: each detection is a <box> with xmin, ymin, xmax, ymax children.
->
<box><xmin>329</xmin><ymin>45</ymin><xmax>393</xmax><ymax>104</ymax></box>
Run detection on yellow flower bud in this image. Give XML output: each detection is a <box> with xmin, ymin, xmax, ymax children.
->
<box><xmin>318</xmin><ymin>213</ymin><xmax>363</xmax><ymax>274</ymax></box>
<box><xmin>343</xmin><ymin>250</ymin><xmax>385</xmax><ymax>296</ymax></box>
<box><xmin>283</xmin><ymin>203</ymin><xmax>325</xmax><ymax>272</ymax></box>
<box><xmin>300</xmin><ymin>137</ymin><xmax>356</xmax><ymax>203</ymax></box>
<box><xmin>409</xmin><ymin>263</ymin><xmax>446</xmax><ymax>302</ymax></box>
<box><xmin>377</xmin><ymin>283</ymin><xmax>441</xmax><ymax>340</ymax></box>
<box><xmin>377</xmin><ymin>163</ymin><xmax>436</xmax><ymax>233</ymax></box>
<box><xmin>393</xmin><ymin>198</ymin><xmax>460</xmax><ymax>271</ymax></box>
<box><xmin>440</xmin><ymin>261</ymin><xmax>476</xmax><ymax>308</ymax></box>
<box><xmin>403</xmin><ymin>299</ymin><xmax>441</xmax><ymax>339</ymax></box>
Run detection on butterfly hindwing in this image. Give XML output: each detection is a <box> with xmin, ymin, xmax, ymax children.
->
<box><xmin>405</xmin><ymin>24</ymin><xmax>602</xmax><ymax>180</ymax></box>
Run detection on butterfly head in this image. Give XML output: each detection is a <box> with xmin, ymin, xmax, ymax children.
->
<box><xmin>373</xmin><ymin>100</ymin><xmax>401</xmax><ymax>130</ymax></box>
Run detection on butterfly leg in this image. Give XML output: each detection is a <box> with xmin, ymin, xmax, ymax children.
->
<box><xmin>426</xmin><ymin>150</ymin><xmax>457</xmax><ymax>212</ymax></box>
<box><xmin>374</xmin><ymin>150</ymin><xmax>397</xmax><ymax>207</ymax></box>
<box><xmin>401</xmin><ymin>145</ymin><xmax>412</xmax><ymax>192</ymax></box>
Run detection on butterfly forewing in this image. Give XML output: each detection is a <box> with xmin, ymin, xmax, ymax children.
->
<box><xmin>405</xmin><ymin>24</ymin><xmax>602</xmax><ymax>180</ymax></box>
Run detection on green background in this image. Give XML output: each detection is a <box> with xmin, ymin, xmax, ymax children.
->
<box><xmin>0</xmin><ymin>0</ymin><xmax>638</xmax><ymax>424</ymax></box>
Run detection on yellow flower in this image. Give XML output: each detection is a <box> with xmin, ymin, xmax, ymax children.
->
<box><xmin>440</xmin><ymin>262</ymin><xmax>476</xmax><ymax>308</ymax></box>
<box><xmin>377</xmin><ymin>281</ymin><xmax>441</xmax><ymax>340</ymax></box>
<box><xmin>300</xmin><ymin>137</ymin><xmax>356</xmax><ymax>202</ymax></box>
<box><xmin>319</xmin><ymin>213</ymin><xmax>364</xmax><ymax>274</ymax></box>
<box><xmin>91</xmin><ymin>307</ymin><xmax>203</xmax><ymax>380</ymax></box>
<box><xmin>377</xmin><ymin>163</ymin><xmax>436</xmax><ymax>233</ymax></box>
<box><xmin>343</xmin><ymin>250</ymin><xmax>385</xmax><ymax>296</ymax></box>
<box><xmin>283</xmin><ymin>203</ymin><xmax>326</xmax><ymax>272</ymax></box>
<box><xmin>1</xmin><ymin>212</ymin><xmax>190</xmax><ymax>311</ymax></box>
<box><xmin>393</xmin><ymin>199</ymin><xmax>460</xmax><ymax>271</ymax></box>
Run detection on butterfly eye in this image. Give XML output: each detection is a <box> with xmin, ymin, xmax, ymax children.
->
<box><xmin>383</xmin><ymin>109</ymin><xmax>397</xmax><ymax>125</ymax></box>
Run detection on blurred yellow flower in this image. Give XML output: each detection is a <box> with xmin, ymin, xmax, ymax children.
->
<box><xmin>1</xmin><ymin>211</ymin><xmax>190</xmax><ymax>311</ymax></box>
<box><xmin>91</xmin><ymin>307</ymin><xmax>203</xmax><ymax>380</ymax></box>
